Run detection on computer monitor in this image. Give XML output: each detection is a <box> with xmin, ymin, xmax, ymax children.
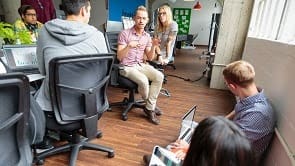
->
<box><xmin>1</xmin><ymin>44</ymin><xmax>39</xmax><ymax>73</ymax></box>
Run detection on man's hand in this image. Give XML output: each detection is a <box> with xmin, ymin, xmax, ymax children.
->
<box><xmin>128</xmin><ymin>40</ymin><xmax>140</xmax><ymax>48</ymax></box>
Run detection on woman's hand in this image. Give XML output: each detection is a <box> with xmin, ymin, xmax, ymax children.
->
<box><xmin>169</xmin><ymin>139</ymin><xmax>189</xmax><ymax>160</ymax></box>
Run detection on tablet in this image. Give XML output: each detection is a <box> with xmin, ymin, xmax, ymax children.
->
<box><xmin>149</xmin><ymin>146</ymin><xmax>181</xmax><ymax>166</ymax></box>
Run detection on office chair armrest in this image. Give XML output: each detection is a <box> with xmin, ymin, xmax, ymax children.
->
<box><xmin>112</xmin><ymin>63</ymin><xmax>124</xmax><ymax>70</ymax></box>
<box><xmin>0</xmin><ymin>113</ymin><xmax>23</xmax><ymax>133</ymax></box>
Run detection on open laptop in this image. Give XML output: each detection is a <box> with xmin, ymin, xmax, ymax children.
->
<box><xmin>1</xmin><ymin>44</ymin><xmax>39</xmax><ymax>74</ymax></box>
<box><xmin>178</xmin><ymin>105</ymin><xmax>198</xmax><ymax>144</ymax></box>
<box><xmin>149</xmin><ymin>106</ymin><xmax>198</xmax><ymax>165</ymax></box>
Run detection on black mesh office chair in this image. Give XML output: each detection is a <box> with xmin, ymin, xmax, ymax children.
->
<box><xmin>33</xmin><ymin>54</ymin><xmax>115</xmax><ymax>166</ymax></box>
<box><xmin>105</xmin><ymin>32</ymin><xmax>145</xmax><ymax>121</ymax></box>
<box><xmin>0</xmin><ymin>73</ymin><xmax>32</xmax><ymax>165</ymax></box>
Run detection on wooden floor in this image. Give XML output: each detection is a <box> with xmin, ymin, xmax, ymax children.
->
<box><xmin>44</xmin><ymin>47</ymin><xmax>235</xmax><ymax>166</ymax></box>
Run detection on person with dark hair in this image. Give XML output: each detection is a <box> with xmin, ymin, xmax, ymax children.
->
<box><xmin>21</xmin><ymin>0</ymin><xmax>56</xmax><ymax>24</ymax></box>
<box><xmin>117</xmin><ymin>6</ymin><xmax>164</xmax><ymax>125</ymax></box>
<box><xmin>143</xmin><ymin>116</ymin><xmax>256</xmax><ymax>166</ymax></box>
<box><xmin>223</xmin><ymin>60</ymin><xmax>275</xmax><ymax>160</ymax></box>
<box><xmin>182</xmin><ymin>116</ymin><xmax>255</xmax><ymax>166</ymax></box>
<box><xmin>36</xmin><ymin>0</ymin><xmax>108</xmax><ymax>113</ymax></box>
<box><xmin>14</xmin><ymin>5</ymin><xmax>43</xmax><ymax>43</ymax></box>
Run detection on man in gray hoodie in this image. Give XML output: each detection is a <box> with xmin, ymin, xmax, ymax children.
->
<box><xmin>36</xmin><ymin>0</ymin><xmax>108</xmax><ymax>112</ymax></box>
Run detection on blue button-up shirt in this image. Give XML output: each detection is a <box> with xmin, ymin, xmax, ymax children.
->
<box><xmin>234</xmin><ymin>89</ymin><xmax>275</xmax><ymax>156</ymax></box>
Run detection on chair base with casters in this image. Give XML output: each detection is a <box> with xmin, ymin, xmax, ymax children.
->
<box><xmin>109</xmin><ymin>76</ymin><xmax>146</xmax><ymax>121</ymax></box>
<box><xmin>165</xmin><ymin>61</ymin><xmax>176</xmax><ymax>70</ymax></box>
<box><xmin>160</xmin><ymin>88</ymin><xmax>171</xmax><ymax>97</ymax></box>
<box><xmin>147</xmin><ymin>61</ymin><xmax>171</xmax><ymax>97</ymax></box>
<box><xmin>33</xmin><ymin>114</ymin><xmax>115</xmax><ymax>166</ymax></box>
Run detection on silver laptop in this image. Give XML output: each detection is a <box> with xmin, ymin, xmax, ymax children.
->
<box><xmin>1</xmin><ymin>44</ymin><xmax>39</xmax><ymax>74</ymax></box>
<box><xmin>178</xmin><ymin>105</ymin><xmax>198</xmax><ymax>144</ymax></box>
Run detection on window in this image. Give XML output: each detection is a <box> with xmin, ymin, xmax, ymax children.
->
<box><xmin>248</xmin><ymin>0</ymin><xmax>295</xmax><ymax>45</ymax></box>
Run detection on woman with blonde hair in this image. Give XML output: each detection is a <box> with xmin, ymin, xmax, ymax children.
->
<box><xmin>154</xmin><ymin>5</ymin><xmax>178</xmax><ymax>65</ymax></box>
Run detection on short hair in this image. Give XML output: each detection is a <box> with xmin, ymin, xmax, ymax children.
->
<box><xmin>223</xmin><ymin>60</ymin><xmax>256</xmax><ymax>87</ymax></box>
<box><xmin>183</xmin><ymin>116</ymin><xmax>256</xmax><ymax>166</ymax></box>
<box><xmin>61</xmin><ymin>0</ymin><xmax>90</xmax><ymax>16</ymax></box>
<box><xmin>156</xmin><ymin>5</ymin><xmax>173</xmax><ymax>32</ymax></box>
<box><xmin>18</xmin><ymin>5</ymin><xmax>35</xmax><ymax>17</ymax></box>
<box><xmin>134</xmin><ymin>5</ymin><xmax>148</xmax><ymax>17</ymax></box>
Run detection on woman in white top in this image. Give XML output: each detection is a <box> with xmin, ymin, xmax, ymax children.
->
<box><xmin>154</xmin><ymin>5</ymin><xmax>178</xmax><ymax>65</ymax></box>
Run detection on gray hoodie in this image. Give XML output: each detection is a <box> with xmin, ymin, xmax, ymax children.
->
<box><xmin>36</xmin><ymin>19</ymin><xmax>108</xmax><ymax>111</ymax></box>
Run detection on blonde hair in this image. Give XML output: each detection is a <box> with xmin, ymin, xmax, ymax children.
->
<box><xmin>223</xmin><ymin>60</ymin><xmax>255</xmax><ymax>87</ymax></box>
<box><xmin>156</xmin><ymin>5</ymin><xmax>173</xmax><ymax>32</ymax></box>
<box><xmin>134</xmin><ymin>5</ymin><xmax>148</xmax><ymax>17</ymax></box>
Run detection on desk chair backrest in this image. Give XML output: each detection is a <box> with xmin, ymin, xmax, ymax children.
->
<box><xmin>48</xmin><ymin>54</ymin><xmax>114</xmax><ymax>137</ymax></box>
<box><xmin>105</xmin><ymin>31</ymin><xmax>120</xmax><ymax>53</ymax></box>
<box><xmin>0</xmin><ymin>73</ymin><xmax>32</xmax><ymax>165</ymax></box>
<box><xmin>105</xmin><ymin>31</ymin><xmax>121</xmax><ymax>86</ymax></box>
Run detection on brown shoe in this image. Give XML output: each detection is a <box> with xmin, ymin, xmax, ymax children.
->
<box><xmin>143</xmin><ymin>154</ymin><xmax>152</xmax><ymax>165</ymax></box>
<box><xmin>154</xmin><ymin>106</ymin><xmax>163</xmax><ymax>116</ymax></box>
<box><xmin>143</xmin><ymin>108</ymin><xmax>160</xmax><ymax>125</ymax></box>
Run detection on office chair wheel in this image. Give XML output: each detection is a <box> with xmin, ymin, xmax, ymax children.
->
<box><xmin>123</xmin><ymin>97</ymin><xmax>128</xmax><ymax>103</ymax></box>
<box><xmin>35</xmin><ymin>159</ymin><xmax>45</xmax><ymax>165</ymax></box>
<box><xmin>96</xmin><ymin>131</ymin><xmax>103</xmax><ymax>138</ymax></box>
<box><xmin>122</xmin><ymin>115</ymin><xmax>128</xmax><ymax>121</ymax></box>
<box><xmin>108</xmin><ymin>152</ymin><xmax>115</xmax><ymax>158</ymax></box>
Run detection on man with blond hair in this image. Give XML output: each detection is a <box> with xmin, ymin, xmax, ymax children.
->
<box><xmin>224</xmin><ymin>60</ymin><xmax>275</xmax><ymax>160</ymax></box>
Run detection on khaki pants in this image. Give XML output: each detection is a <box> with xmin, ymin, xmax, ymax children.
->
<box><xmin>120</xmin><ymin>63</ymin><xmax>164</xmax><ymax>110</ymax></box>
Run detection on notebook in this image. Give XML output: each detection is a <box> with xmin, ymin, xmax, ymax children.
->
<box><xmin>1</xmin><ymin>44</ymin><xmax>39</xmax><ymax>74</ymax></box>
<box><xmin>178</xmin><ymin>105</ymin><xmax>198</xmax><ymax>144</ymax></box>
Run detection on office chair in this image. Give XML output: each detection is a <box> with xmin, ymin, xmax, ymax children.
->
<box><xmin>33</xmin><ymin>54</ymin><xmax>115</xmax><ymax>166</ymax></box>
<box><xmin>0</xmin><ymin>73</ymin><xmax>32</xmax><ymax>165</ymax></box>
<box><xmin>105</xmin><ymin>32</ymin><xmax>146</xmax><ymax>121</ymax></box>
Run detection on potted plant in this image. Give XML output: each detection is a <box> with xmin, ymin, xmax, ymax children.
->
<box><xmin>0</xmin><ymin>22</ymin><xmax>15</xmax><ymax>44</ymax></box>
<box><xmin>0</xmin><ymin>21</ymin><xmax>32</xmax><ymax>45</ymax></box>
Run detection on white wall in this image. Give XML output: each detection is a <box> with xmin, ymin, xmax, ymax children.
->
<box><xmin>0</xmin><ymin>0</ymin><xmax>20</xmax><ymax>23</ymax></box>
<box><xmin>152</xmin><ymin>0</ymin><xmax>222</xmax><ymax>45</ymax></box>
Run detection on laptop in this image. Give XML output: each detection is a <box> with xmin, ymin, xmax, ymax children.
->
<box><xmin>178</xmin><ymin>105</ymin><xmax>198</xmax><ymax>144</ymax></box>
<box><xmin>1</xmin><ymin>44</ymin><xmax>39</xmax><ymax>74</ymax></box>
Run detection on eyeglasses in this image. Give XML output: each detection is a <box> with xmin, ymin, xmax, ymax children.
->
<box><xmin>25</xmin><ymin>13</ymin><xmax>37</xmax><ymax>17</ymax></box>
<box><xmin>158</xmin><ymin>12</ymin><xmax>166</xmax><ymax>16</ymax></box>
